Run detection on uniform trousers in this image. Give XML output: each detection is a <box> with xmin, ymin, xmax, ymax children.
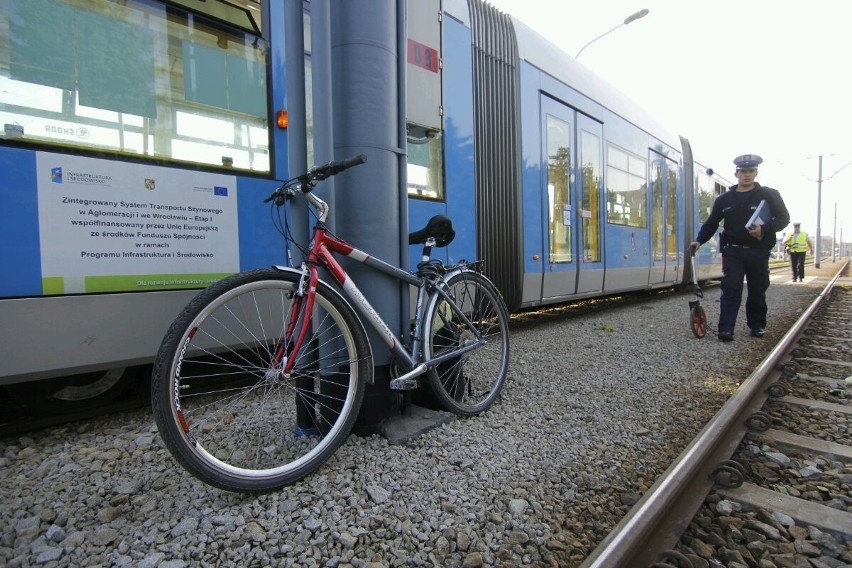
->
<box><xmin>719</xmin><ymin>246</ymin><xmax>771</xmax><ymax>334</ymax></box>
<box><xmin>789</xmin><ymin>251</ymin><xmax>806</xmax><ymax>280</ymax></box>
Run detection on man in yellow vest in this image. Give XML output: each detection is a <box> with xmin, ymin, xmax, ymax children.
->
<box><xmin>783</xmin><ymin>222</ymin><xmax>813</xmax><ymax>282</ymax></box>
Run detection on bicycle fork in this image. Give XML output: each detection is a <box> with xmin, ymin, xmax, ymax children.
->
<box><xmin>270</xmin><ymin>264</ymin><xmax>313</xmax><ymax>377</ymax></box>
<box><xmin>269</xmin><ymin>264</ymin><xmax>330</xmax><ymax>436</ymax></box>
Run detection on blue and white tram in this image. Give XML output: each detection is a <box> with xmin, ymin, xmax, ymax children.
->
<box><xmin>0</xmin><ymin>0</ymin><xmax>728</xmax><ymax>408</ymax></box>
<box><xmin>407</xmin><ymin>0</ymin><xmax>729</xmax><ymax>311</ymax></box>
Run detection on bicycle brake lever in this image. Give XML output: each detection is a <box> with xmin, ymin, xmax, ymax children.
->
<box><xmin>264</xmin><ymin>186</ymin><xmax>297</xmax><ymax>206</ymax></box>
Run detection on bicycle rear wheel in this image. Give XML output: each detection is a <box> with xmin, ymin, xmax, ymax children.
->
<box><xmin>423</xmin><ymin>269</ymin><xmax>509</xmax><ymax>415</ymax></box>
<box><xmin>151</xmin><ymin>268</ymin><xmax>371</xmax><ymax>493</ymax></box>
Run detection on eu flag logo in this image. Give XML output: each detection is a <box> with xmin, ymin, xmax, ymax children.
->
<box><xmin>213</xmin><ymin>186</ymin><xmax>228</xmax><ymax>196</ymax></box>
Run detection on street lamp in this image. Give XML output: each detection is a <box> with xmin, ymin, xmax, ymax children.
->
<box><xmin>574</xmin><ymin>8</ymin><xmax>650</xmax><ymax>60</ymax></box>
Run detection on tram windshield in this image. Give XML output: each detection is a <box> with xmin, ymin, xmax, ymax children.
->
<box><xmin>0</xmin><ymin>0</ymin><xmax>269</xmax><ymax>172</ymax></box>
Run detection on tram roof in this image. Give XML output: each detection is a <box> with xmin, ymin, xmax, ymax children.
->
<box><xmin>508</xmin><ymin>15</ymin><xmax>684</xmax><ymax>151</ymax></box>
<box><xmin>442</xmin><ymin>0</ymin><xmax>685</xmax><ymax>153</ymax></box>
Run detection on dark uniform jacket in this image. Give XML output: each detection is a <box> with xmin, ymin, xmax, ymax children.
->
<box><xmin>696</xmin><ymin>183</ymin><xmax>790</xmax><ymax>250</ymax></box>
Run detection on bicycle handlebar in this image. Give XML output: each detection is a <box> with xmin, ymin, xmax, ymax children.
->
<box><xmin>264</xmin><ymin>154</ymin><xmax>368</xmax><ymax>204</ymax></box>
<box><xmin>306</xmin><ymin>154</ymin><xmax>367</xmax><ymax>184</ymax></box>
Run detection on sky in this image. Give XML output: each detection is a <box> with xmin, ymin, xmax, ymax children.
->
<box><xmin>486</xmin><ymin>0</ymin><xmax>852</xmax><ymax>246</ymax></box>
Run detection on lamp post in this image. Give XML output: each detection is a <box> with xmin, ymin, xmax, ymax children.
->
<box><xmin>832</xmin><ymin>202</ymin><xmax>837</xmax><ymax>262</ymax></box>
<box><xmin>574</xmin><ymin>8</ymin><xmax>650</xmax><ymax>60</ymax></box>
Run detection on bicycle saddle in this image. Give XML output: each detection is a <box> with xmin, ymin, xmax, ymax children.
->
<box><xmin>408</xmin><ymin>215</ymin><xmax>455</xmax><ymax>247</ymax></box>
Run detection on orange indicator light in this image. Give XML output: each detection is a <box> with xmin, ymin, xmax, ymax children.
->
<box><xmin>276</xmin><ymin>109</ymin><xmax>288</xmax><ymax>129</ymax></box>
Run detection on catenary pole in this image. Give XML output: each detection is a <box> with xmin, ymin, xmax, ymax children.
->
<box><xmin>815</xmin><ymin>155</ymin><xmax>822</xmax><ymax>269</ymax></box>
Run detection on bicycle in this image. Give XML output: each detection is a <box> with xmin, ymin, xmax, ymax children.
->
<box><xmin>151</xmin><ymin>155</ymin><xmax>510</xmax><ymax>493</ymax></box>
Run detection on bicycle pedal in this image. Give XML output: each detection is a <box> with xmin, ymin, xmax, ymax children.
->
<box><xmin>389</xmin><ymin>377</ymin><xmax>419</xmax><ymax>391</ymax></box>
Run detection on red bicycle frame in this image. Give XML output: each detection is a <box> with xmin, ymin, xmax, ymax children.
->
<box><xmin>276</xmin><ymin>221</ymin><xmax>423</xmax><ymax>376</ymax></box>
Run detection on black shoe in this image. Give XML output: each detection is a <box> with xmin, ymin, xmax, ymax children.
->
<box><xmin>750</xmin><ymin>328</ymin><xmax>765</xmax><ymax>338</ymax></box>
<box><xmin>718</xmin><ymin>331</ymin><xmax>734</xmax><ymax>342</ymax></box>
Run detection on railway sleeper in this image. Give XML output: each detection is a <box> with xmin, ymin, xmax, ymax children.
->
<box><xmin>717</xmin><ymin>483</ymin><xmax>852</xmax><ymax>542</ymax></box>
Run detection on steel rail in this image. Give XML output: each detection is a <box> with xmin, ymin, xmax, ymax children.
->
<box><xmin>579</xmin><ymin>260</ymin><xmax>849</xmax><ymax>568</ymax></box>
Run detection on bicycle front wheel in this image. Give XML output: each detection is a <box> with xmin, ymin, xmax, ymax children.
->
<box><xmin>423</xmin><ymin>269</ymin><xmax>510</xmax><ymax>415</ymax></box>
<box><xmin>151</xmin><ymin>268</ymin><xmax>371</xmax><ymax>493</ymax></box>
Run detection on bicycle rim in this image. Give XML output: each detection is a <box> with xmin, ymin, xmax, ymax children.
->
<box><xmin>152</xmin><ymin>269</ymin><xmax>369</xmax><ymax>492</ymax></box>
<box><xmin>424</xmin><ymin>271</ymin><xmax>509</xmax><ymax>415</ymax></box>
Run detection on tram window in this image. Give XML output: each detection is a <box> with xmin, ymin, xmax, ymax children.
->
<box><xmin>696</xmin><ymin>171</ymin><xmax>716</xmax><ymax>221</ymax></box>
<box><xmin>406</xmin><ymin>128</ymin><xmax>445</xmax><ymax>200</ymax></box>
<box><xmin>0</xmin><ymin>0</ymin><xmax>270</xmax><ymax>173</ymax></box>
<box><xmin>694</xmin><ymin>170</ymin><xmax>723</xmax><ymax>253</ymax></box>
<box><xmin>666</xmin><ymin>161</ymin><xmax>677</xmax><ymax>261</ymax></box>
<box><xmin>580</xmin><ymin>129</ymin><xmax>601</xmax><ymax>262</ymax></box>
<box><xmin>606</xmin><ymin>145</ymin><xmax>647</xmax><ymax>228</ymax></box>
<box><xmin>546</xmin><ymin>115</ymin><xmax>572</xmax><ymax>263</ymax></box>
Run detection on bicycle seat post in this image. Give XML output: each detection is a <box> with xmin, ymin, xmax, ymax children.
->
<box><xmin>416</xmin><ymin>238</ymin><xmax>444</xmax><ymax>280</ymax></box>
<box><xmin>421</xmin><ymin>237</ymin><xmax>436</xmax><ymax>262</ymax></box>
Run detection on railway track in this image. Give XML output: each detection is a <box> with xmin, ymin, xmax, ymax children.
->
<box><xmin>581</xmin><ymin>260</ymin><xmax>851</xmax><ymax>567</ymax></box>
<box><xmin>0</xmin><ymin>374</ymin><xmax>152</xmax><ymax>438</ymax></box>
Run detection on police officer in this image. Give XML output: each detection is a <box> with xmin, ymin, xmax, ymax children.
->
<box><xmin>783</xmin><ymin>222</ymin><xmax>813</xmax><ymax>281</ymax></box>
<box><xmin>689</xmin><ymin>154</ymin><xmax>790</xmax><ymax>341</ymax></box>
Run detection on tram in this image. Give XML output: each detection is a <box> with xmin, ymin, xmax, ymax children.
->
<box><xmin>0</xmin><ymin>0</ymin><xmax>728</xmax><ymax>410</ymax></box>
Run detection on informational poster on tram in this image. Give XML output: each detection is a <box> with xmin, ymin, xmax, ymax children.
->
<box><xmin>36</xmin><ymin>152</ymin><xmax>239</xmax><ymax>294</ymax></box>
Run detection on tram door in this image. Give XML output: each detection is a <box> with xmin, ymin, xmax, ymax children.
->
<box><xmin>540</xmin><ymin>97</ymin><xmax>604</xmax><ymax>299</ymax></box>
<box><xmin>649</xmin><ymin>150</ymin><xmax>679</xmax><ymax>284</ymax></box>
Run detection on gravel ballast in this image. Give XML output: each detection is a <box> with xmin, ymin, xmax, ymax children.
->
<box><xmin>1</xmin><ymin>262</ymin><xmax>847</xmax><ymax>567</ymax></box>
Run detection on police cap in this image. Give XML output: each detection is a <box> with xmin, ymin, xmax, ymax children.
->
<box><xmin>734</xmin><ymin>154</ymin><xmax>763</xmax><ymax>169</ymax></box>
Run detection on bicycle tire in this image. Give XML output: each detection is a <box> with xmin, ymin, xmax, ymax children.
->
<box><xmin>690</xmin><ymin>305</ymin><xmax>708</xmax><ymax>338</ymax></box>
<box><xmin>151</xmin><ymin>268</ymin><xmax>371</xmax><ymax>493</ymax></box>
<box><xmin>423</xmin><ymin>269</ymin><xmax>509</xmax><ymax>415</ymax></box>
